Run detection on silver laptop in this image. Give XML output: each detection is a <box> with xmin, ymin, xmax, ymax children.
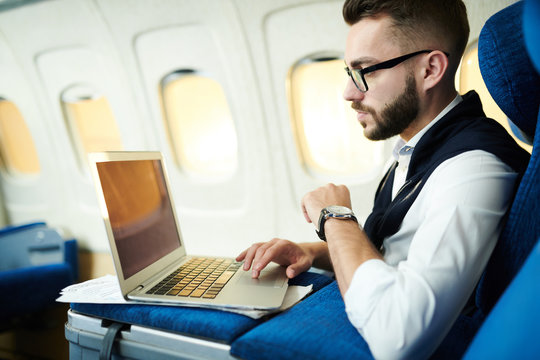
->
<box><xmin>89</xmin><ymin>151</ymin><xmax>288</xmax><ymax>310</ymax></box>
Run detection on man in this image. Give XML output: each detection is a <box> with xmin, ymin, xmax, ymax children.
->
<box><xmin>237</xmin><ymin>0</ymin><xmax>530</xmax><ymax>358</ymax></box>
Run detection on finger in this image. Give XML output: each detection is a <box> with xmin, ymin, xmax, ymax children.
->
<box><xmin>254</xmin><ymin>239</ymin><xmax>302</xmax><ymax>279</ymax></box>
<box><xmin>286</xmin><ymin>258</ymin><xmax>311</xmax><ymax>279</ymax></box>
<box><xmin>286</xmin><ymin>266</ymin><xmax>296</xmax><ymax>279</ymax></box>
<box><xmin>242</xmin><ymin>243</ymin><xmax>263</xmax><ymax>271</ymax></box>
<box><xmin>235</xmin><ymin>249</ymin><xmax>248</xmax><ymax>262</ymax></box>
<box><xmin>251</xmin><ymin>241</ymin><xmax>276</xmax><ymax>278</ymax></box>
<box><xmin>253</xmin><ymin>242</ymin><xmax>281</xmax><ymax>272</ymax></box>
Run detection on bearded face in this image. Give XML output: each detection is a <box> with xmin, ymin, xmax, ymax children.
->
<box><xmin>351</xmin><ymin>74</ymin><xmax>420</xmax><ymax>141</ymax></box>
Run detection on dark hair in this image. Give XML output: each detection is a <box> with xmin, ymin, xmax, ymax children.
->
<box><xmin>342</xmin><ymin>0</ymin><xmax>469</xmax><ymax>63</ymax></box>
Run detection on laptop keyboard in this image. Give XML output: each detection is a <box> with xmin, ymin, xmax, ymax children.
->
<box><xmin>146</xmin><ymin>257</ymin><xmax>242</xmax><ymax>299</ymax></box>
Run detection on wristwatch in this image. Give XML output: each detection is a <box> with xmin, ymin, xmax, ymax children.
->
<box><xmin>316</xmin><ymin>205</ymin><xmax>358</xmax><ymax>241</ymax></box>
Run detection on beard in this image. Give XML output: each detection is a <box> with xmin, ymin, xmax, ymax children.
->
<box><xmin>352</xmin><ymin>74</ymin><xmax>420</xmax><ymax>141</ymax></box>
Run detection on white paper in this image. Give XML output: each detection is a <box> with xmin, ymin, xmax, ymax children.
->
<box><xmin>57</xmin><ymin>274</ymin><xmax>312</xmax><ymax>319</ymax></box>
<box><xmin>57</xmin><ymin>275</ymin><xmax>125</xmax><ymax>303</ymax></box>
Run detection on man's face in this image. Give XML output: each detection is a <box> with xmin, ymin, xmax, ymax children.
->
<box><xmin>351</xmin><ymin>74</ymin><xmax>419</xmax><ymax>141</ymax></box>
<box><xmin>343</xmin><ymin>16</ymin><xmax>420</xmax><ymax>141</ymax></box>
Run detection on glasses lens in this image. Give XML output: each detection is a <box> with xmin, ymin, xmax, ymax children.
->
<box><xmin>345</xmin><ymin>68</ymin><xmax>366</xmax><ymax>92</ymax></box>
<box><xmin>352</xmin><ymin>70</ymin><xmax>367</xmax><ymax>92</ymax></box>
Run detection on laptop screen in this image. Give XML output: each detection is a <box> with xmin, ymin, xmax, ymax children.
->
<box><xmin>96</xmin><ymin>158</ymin><xmax>181</xmax><ymax>279</ymax></box>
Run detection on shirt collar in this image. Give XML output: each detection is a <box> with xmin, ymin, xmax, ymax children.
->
<box><xmin>393</xmin><ymin>94</ymin><xmax>463</xmax><ymax>161</ymax></box>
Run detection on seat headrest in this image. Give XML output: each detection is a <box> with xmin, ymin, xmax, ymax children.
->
<box><xmin>478</xmin><ymin>1</ymin><xmax>540</xmax><ymax>139</ymax></box>
<box><xmin>524</xmin><ymin>0</ymin><xmax>540</xmax><ymax>73</ymax></box>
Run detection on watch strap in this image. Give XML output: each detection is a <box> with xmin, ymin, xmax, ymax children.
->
<box><xmin>316</xmin><ymin>207</ymin><xmax>358</xmax><ymax>241</ymax></box>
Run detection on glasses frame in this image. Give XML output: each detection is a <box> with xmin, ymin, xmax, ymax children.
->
<box><xmin>345</xmin><ymin>49</ymin><xmax>450</xmax><ymax>92</ymax></box>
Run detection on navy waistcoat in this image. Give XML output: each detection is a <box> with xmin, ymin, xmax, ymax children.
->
<box><xmin>363</xmin><ymin>91</ymin><xmax>530</xmax><ymax>249</ymax></box>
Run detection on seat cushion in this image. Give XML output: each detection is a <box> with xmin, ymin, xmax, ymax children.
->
<box><xmin>70</xmin><ymin>271</ymin><xmax>332</xmax><ymax>344</ymax></box>
<box><xmin>464</xmin><ymin>239</ymin><xmax>540</xmax><ymax>359</ymax></box>
<box><xmin>71</xmin><ymin>301</ymin><xmax>260</xmax><ymax>343</ymax></box>
<box><xmin>230</xmin><ymin>281</ymin><xmax>373</xmax><ymax>360</ymax></box>
<box><xmin>0</xmin><ymin>263</ymin><xmax>74</xmax><ymax>324</ymax></box>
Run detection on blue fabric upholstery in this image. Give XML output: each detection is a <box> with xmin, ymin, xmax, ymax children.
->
<box><xmin>231</xmin><ymin>281</ymin><xmax>373</xmax><ymax>360</ymax></box>
<box><xmin>64</xmin><ymin>238</ymin><xmax>79</xmax><ymax>282</ymax></box>
<box><xmin>71</xmin><ymin>301</ymin><xmax>261</xmax><ymax>343</ymax></box>
<box><xmin>433</xmin><ymin>2</ymin><xmax>540</xmax><ymax>357</ymax></box>
<box><xmin>70</xmin><ymin>271</ymin><xmax>332</xmax><ymax>344</ymax></box>
<box><xmin>478</xmin><ymin>1</ymin><xmax>540</xmax><ymax>138</ymax></box>
<box><xmin>459</xmin><ymin>4</ymin><xmax>540</xmax><ymax>357</ymax></box>
<box><xmin>476</xmin><ymin>0</ymin><xmax>540</xmax><ymax>316</ymax></box>
<box><xmin>463</xmin><ymin>239</ymin><xmax>540</xmax><ymax>359</ymax></box>
<box><xmin>0</xmin><ymin>224</ymin><xmax>78</xmax><ymax>329</ymax></box>
<box><xmin>0</xmin><ymin>263</ymin><xmax>74</xmax><ymax>325</ymax></box>
<box><xmin>524</xmin><ymin>0</ymin><xmax>540</xmax><ymax>72</ymax></box>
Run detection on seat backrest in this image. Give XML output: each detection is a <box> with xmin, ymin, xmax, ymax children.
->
<box><xmin>476</xmin><ymin>0</ymin><xmax>540</xmax><ymax>316</ymax></box>
<box><xmin>463</xmin><ymin>238</ymin><xmax>540</xmax><ymax>359</ymax></box>
<box><xmin>0</xmin><ymin>222</ymin><xmax>65</xmax><ymax>271</ymax></box>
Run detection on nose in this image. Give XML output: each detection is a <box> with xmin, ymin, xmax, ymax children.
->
<box><xmin>343</xmin><ymin>77</ymin><xmax>364</xmax><ymax>102</ymax></box>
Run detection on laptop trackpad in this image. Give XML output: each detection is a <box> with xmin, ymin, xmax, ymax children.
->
<box><xmin>236</xmin><ymin>268</ymin><xmax>287</xmax><ymax>288</ymax></box>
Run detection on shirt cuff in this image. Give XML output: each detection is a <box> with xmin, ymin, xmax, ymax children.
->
<box><xmin>344</xmin><ymin>258</ymin><xmax>397</xmax><ymax>329</ymax></box>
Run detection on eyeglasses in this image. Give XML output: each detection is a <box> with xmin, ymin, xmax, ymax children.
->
<box><xmin>345</xmin><ymin>50</ymin><xmax>449</xmax><ymax>92</ymax></box>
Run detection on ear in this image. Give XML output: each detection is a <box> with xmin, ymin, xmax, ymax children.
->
<box><xmin>419</xmin><ymin>50</ymin><xmax>449</xmax><ymax>92</ymax></box>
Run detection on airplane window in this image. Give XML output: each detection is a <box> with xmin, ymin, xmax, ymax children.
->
<box><xmin>61</xmin><ymin>84</ymin><xmax>124</xmax><ymax>169</ymax></box>
<box><xmin>160</xmin><ymin>70</ymin><xmax>238</xmax><ymax>178</ymax></box>
<box><xmin>288</xmin><ymin>56</ymin><xmax>382</xmax><ymax>177</ymax></box>
<box><xmin>0</xmin><ymin>97</ymin><xmax>40</xmax><ymax>175</ymax></box>
<box><xmin>460</xmin><ymin>41</ymin><xmax>532</xmax><ymax>152</ymax></box>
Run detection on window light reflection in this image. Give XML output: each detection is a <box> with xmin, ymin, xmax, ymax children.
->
<box><xmin>288</xmin><ymin>57</ymin><xmax>381</xmax><ymax>176</ymax></box>
<box><xmin>0</xmin><ymin>98</ymin><xmax>40</xmax><ymax>175</ymax></box>
<box><xmin>61</xmin><ymin>84</ymin><xmax>123</xmax><ymax>168</ymax></box>
<box><xmin>161</xmin><ymin>71</ymin><xmax>238</xmax><ymax>178</ymax></box>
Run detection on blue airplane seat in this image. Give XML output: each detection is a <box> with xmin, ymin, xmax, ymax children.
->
<box><xmin>0</xmin><ymin>222</ymin><xmax>78</xmax><ymax>329</ymax></box>
<box><xmin>230</xmin><ymin>280</ymin><xmax>373</xmax><ymax>360</ymax></box>
<box><xmin>476</xmin><ymin>0</ymin><xmax>540</xmax><ymax>324</ymax></box>
<box><xmin>463</xmin><ymin>0</ymin><xmax>540</xmax><ymax>357</ymax></box>
<box><xmin>433</xmin><ymin>1</ymin><xmax>540</xmax><ymax>358</ymax></box>
<box><xmin>463</xmin><ymin>238</ymin><xmax>540</xmax><ymax>359</ymax></box>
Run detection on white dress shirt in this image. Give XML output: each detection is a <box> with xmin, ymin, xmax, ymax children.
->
<box><xmin>344</xmin><ymin>96</ymin><xmax>519</xmax><ymax>359</ymax></box>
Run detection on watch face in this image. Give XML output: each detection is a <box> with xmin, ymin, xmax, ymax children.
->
<box><xmin>326</xmin><ymin>205</ymin><xmax>352</xmax><ymax>215</ymax></box>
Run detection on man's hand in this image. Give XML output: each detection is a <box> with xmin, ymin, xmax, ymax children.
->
<box><xmin>236</xmin><ymin>238</ymin><xmax>314</xmax><ymax>279</ymax></box>
<box><xmin>301</xmin><ymin>183</ymin><xmax>353</xmax><ymax>224</ymax></box>
<box><xmin>236</xmin><ymin>184</ymin><xmax>352</xmax><ymax>280</ymax></box>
